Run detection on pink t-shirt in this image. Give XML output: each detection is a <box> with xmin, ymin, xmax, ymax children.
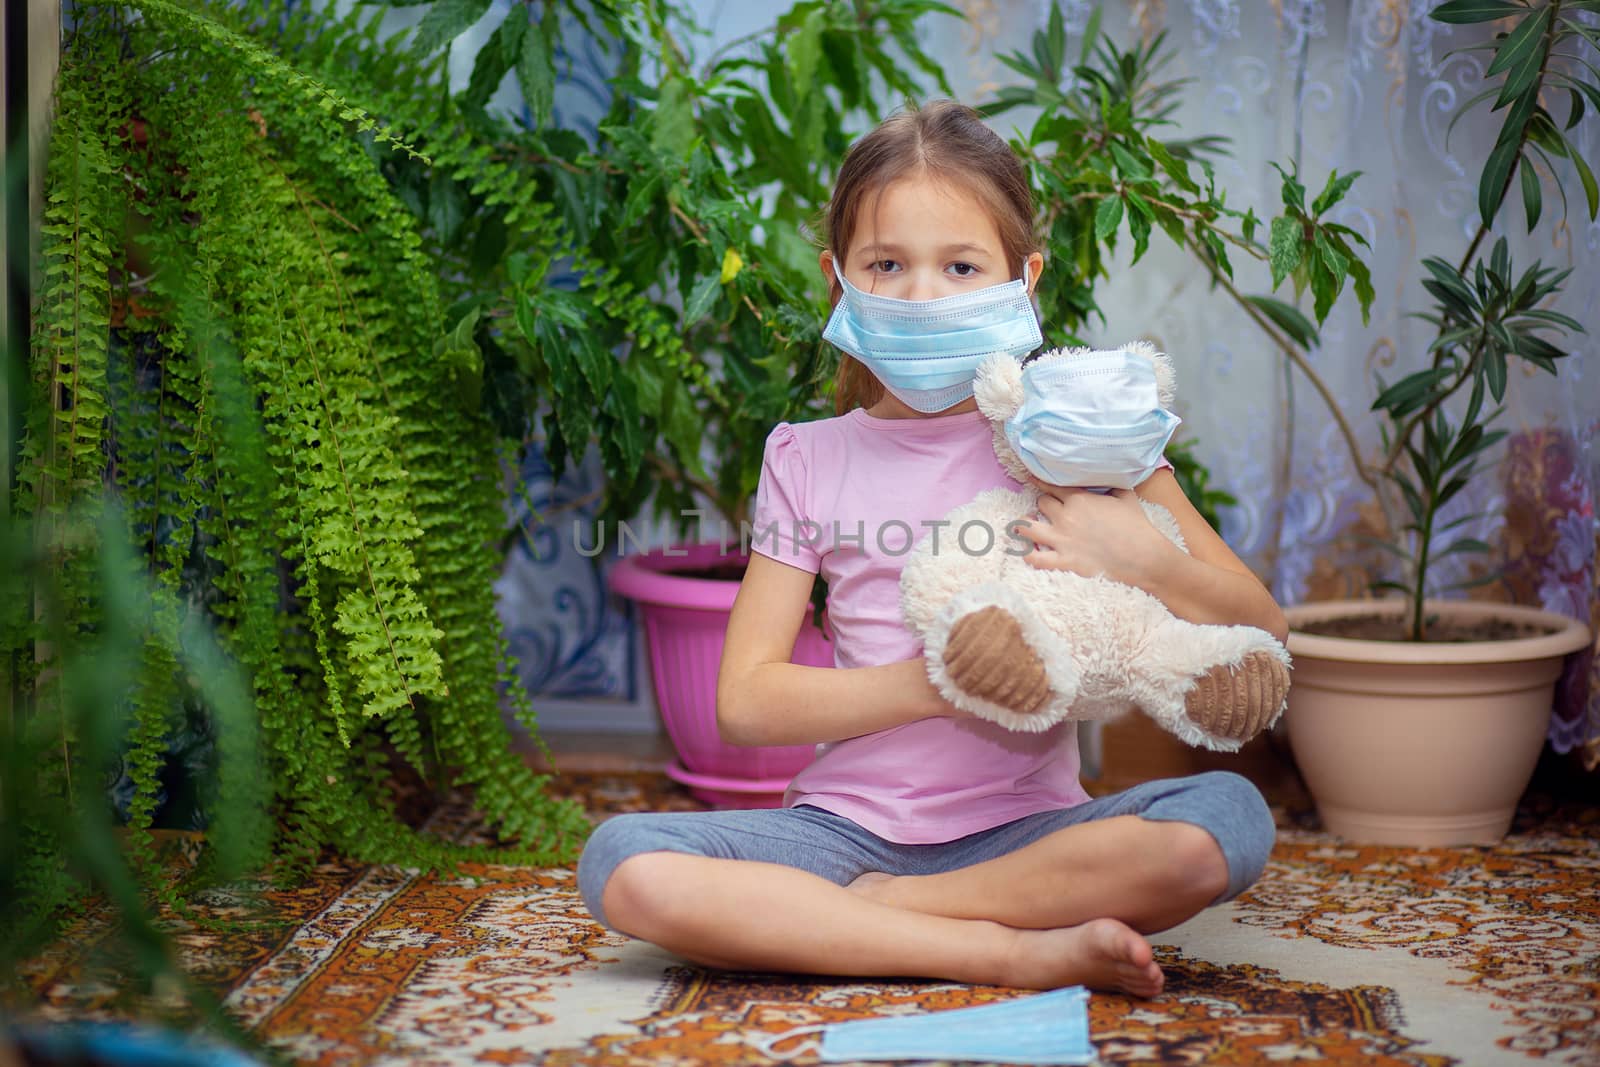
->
<box><xmin>749</xmin><ymin>406</ymin><xmax>1090</xmax><ymax>844</ymax></box>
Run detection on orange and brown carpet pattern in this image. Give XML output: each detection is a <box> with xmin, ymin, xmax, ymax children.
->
<box><xmin>19</xmin><ymin>773</ymin><xmax>1600</xmax><ymax>1066</ymax></box>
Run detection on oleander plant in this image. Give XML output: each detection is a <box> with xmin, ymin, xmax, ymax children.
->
<box><xmin>983</xmin><ymin>1</ymin><xmax>1597</xmax><ymax>637</ymax></box>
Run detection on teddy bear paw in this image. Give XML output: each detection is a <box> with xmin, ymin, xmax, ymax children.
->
<box><xmin>942</xmin><ymin>606</ymin><xmax>1052</xmax><ymax>716</ymax></box>
<box><xmin>1182</xmin><ymin>650</ymin><xmax>1290</xmax><ymax>743</ymax></box>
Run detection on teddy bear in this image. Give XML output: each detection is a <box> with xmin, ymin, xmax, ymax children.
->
<box><xmin>898</xmin><ymin>342</ymin><xmax>1290</xmax><ymax>752</ymax></box>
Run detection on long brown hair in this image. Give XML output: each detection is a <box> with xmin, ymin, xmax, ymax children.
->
<box><xmin>821</xmin><ymin>100</ymin><xmax>1040</xmax><ymax>415</ymax></box>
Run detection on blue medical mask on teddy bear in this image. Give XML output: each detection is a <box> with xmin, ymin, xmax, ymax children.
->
<box><xmin>823</xmin><ymin>261</ymin><xmax>1043</xmax><ymax>413</ymax></box>
<box><xmin>1003</xmin><ymin>348</ymin><xmax>1181</xmax><ymax>489</ymax></box>
<box><xmin>756</xmin><ymin>986</ymin><xmax>1096</xmax><ymax>1064</ymax></box>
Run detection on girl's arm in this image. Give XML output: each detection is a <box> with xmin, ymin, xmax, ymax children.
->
<box><xmin>716</xmin><ymin>552</ymin><xmax>954</xmax><ymax>747</ymax></box>
<box><xmin>1019</xmin><ymin>468</ymin><xmax>1289</xmax><ymax>644</ymax></box>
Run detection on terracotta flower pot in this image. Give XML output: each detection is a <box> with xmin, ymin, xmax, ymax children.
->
<box><xmin>1284</xmin><ymin>599</ymin><xmax>1591</xmax><ymax>846</ymax></box>
<box><xmin>608</xmin><ymin>543</ymin><xmax>830</xmax><ymax>807</ymax></box>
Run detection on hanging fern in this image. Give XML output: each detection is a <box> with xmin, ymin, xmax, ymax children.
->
<box><xmin>8</xmin><ymin>0</ymin><xmax>591</xmax><ymax>961</ymax></box>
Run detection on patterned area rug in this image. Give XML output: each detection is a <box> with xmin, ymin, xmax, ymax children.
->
<box><xmin>19</xmin><ymin>774</ymin><xmax>1600</xmax><ymax>1066</ymax></box>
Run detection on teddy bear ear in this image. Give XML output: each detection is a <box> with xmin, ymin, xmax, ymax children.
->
<box><xmin>974</xmin><ymin>353</ymin><xmax>1025</xmax><ymax>421</ymax></box>
<box><xmin>1124</xmin><ymin>340</ymin><xmax>1177</xmax><ymax>407</ymax></box>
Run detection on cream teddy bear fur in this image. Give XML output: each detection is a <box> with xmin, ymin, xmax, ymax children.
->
<box><xmin>898</xmin><ymin>343</ymin><xmax>1290</xmax><ymax>753</ymax></box>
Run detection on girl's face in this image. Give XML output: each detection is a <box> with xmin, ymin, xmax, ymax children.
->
<box><xmin>824</xmin><ymin>174</ymin><xmax>1039</xmax><ymax>302</ymax></box>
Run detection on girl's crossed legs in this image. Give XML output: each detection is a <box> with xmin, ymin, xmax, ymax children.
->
<box><xmin>576</xmin><ymin>771</ymin><xmax>1274</xmax><ymax>996</ymax></box>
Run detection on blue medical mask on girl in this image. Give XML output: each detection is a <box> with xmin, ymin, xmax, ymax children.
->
<box><xmin>1004</xmin><ymin>348</ymin><xmax>1182</xmax><ymax>489</ymax></box>
<box><xmin>822</xmin><ymin>259</ymin><xmax>1043</xmax><ymax>413</ymax></box>
<box><xmin>755</xmin><ymin>985</ymin><xmax>1096</xmax><ymax>1064</ymax></box>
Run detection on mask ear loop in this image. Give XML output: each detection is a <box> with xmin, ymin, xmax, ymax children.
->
<box><xmin>755</xmin><ymin>1024</ymin><xmax>826</xmax><ymax>1062</ymax></box>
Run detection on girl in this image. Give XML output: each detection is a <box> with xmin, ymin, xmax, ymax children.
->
<box><xmin>577</xmin><ymin>100</ymin><xmax>1284</xmax><ymax>997</ymax></box>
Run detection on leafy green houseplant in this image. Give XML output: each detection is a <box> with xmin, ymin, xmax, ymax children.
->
<box><xmin>1268</xmin><ymin>0</ymin><xmax>1597</xmax><ymax>843</ymax></box>
<box><xmin>983</xmin><ymin>2</ymin><xmax>1593</xmax><ymax>634</ymax></box>
<box><xmin>975</xmin><ymin>2</ymin><xmax>1596</xmax><ymax>841</ymax></box>
<box><xmin>6</xmin><ymin>0</ymin><xmax>602</xmax><ymax>990</ymax></box>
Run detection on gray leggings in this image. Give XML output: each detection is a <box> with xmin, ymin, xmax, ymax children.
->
<box><xmin>577</xmin><ymin>770</ymin><xmax>1274</xmax><ymax>929</ymax></box>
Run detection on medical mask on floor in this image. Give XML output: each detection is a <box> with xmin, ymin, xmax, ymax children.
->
<box><xmin>822</xmin><ymin>261</ymin><xmax>1042</xmax><ymax>413</ymax></box>
<box><xmin>755</xmin><ymin>985</ymin><xmax>1096</xmax><ymax>1064</ymax></box>
<box><xmin>1004</xmin><ymin>349</ymin><xmax>1181</xmax><ymax>489</ymax></box>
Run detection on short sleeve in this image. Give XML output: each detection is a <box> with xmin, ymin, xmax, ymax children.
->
<box><xmin>749</xmin><ymin>423</ymin><xmax>823</xmax><ymax>573</ymax></box>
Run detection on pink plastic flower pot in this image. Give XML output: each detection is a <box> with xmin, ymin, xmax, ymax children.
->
<box><xmin>608</xmin><ymin>543</ymin><xmax>830</xmax><ymax>806</ymax></box>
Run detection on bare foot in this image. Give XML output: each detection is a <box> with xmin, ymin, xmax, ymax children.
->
<box><xmin>1006</xmin><ymin>918</ymin><xmax>1164</xmax><ymax>998</ymax></box>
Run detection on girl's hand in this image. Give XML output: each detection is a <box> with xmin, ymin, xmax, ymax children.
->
<box><xmin>1014</xmin><ymin>482</ymin><xmax>1177</xmax><ymax>588</ymax></box>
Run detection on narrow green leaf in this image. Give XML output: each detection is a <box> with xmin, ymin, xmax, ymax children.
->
<box><xmin>1240</xmin><ymin>208</ymin><xmax>1259</xmax><ymax>245</ymax></box>
<box><xmin>1315</xmin><ymin>230</ymin><xmax>1349</xmax><ymax>288</ymax></box>
<box><xmin>1479</xmin><ymin>135</ymin><xmax>1521</xmax><ymax>227</ymax></box>
<box><xmin>1436</xmin><ymin>474</ymin><xmax>1471</xmax><ymax>506</ymax></box>
<box><xmin>1421</xmin><ymin>256</ymin><xmax>1480</xmax><ymax>312</ymax></box>
<box><xmin>1047</xmin><ymin>0</ymin><xmax>1066</xmax><ymax>75</ymax></box>
<box><xmin>1311</xmin><ymin>169</ymin><xmax>1361</xmax><ymax>215</ymax></box>
<box><xmin>1437</xmin><ymin>537</ymin><xmax>1493</xmax><ymax>559</ymax></box>
<box><xmin>1428</xmin><ymin>326</ymin><xmax>1482</xmax><ymax>354</ymax></box>
<box><xmin>1094</xmin><ymin>194</ymin><xmax>1124</xmax><ymax>240</ymax></box>
<box><xmin>1246</xmin><ymin>295</ymin><xmax>1319</xmax><ymax>348</ymax></box>
<box><xmin>1350</xmin><ymin>258</ymin><xmax>1375</xmax><ymax>325</ymax></box>
<box><xmin>1552</xmin><ymin>70</ymin><xmax>1600</xmax><ymax>118</ymax></box>
<box><xmin>1430</xmin><ymin>0</ymin><xmax>1524</xmax><ymax>23</ymax></box>
<box><xmin>1445</xmin><ymin>424</ymin><xmax>1486</xmax><ymax>470</ymax></box>
<box><xmin>463</xmin><ymin>14</ymin><xmax>515</xmax><ymax>108</ymax></box>
<box><xmin>1373</xmin><ymin>368</ymin><xmax>1450</xmax><ymax>416</ymax></box>
<box><xmin>1516</xmin><ymin>308</ymin><xmax>1584</xmax><ymax>332</ymax></box>
<box><xmin>1513</xmin><ymin>332</ymin><xmax>1569</xmax><ymax>363</ymax></box>
<box><xmin>1445</xmin><ymin>571</ymin><xmax>1507</xmax><ymax>592</ymax></box>
<box><xmin>1486</xmin><ymin>348</ymin><xmax>1508</xmax><ymax>400</ymax></box>
<box><xmin>621</xmin><ymin>170</ymin><xmax>663</xmax><ymax>228</ymax></box>
<box><xmin>1270</xmin><ymin>162</ymin><xmax>1307</xmax><ymax>210</ymax></box>
<box><xmin>1268</xmin><ymin>215</ymin><xmax>1303</xmax><ymax>289</ymax></box>
<box><xmin>1487</xmin><ymin>7</ymin><xmax>1551</xmax><ymax>109</ymax></box>
<box><xmin>683</xmin><ymin>272</ymin><xmax>720</xmax><ymax>325</ymax></box>
<box><xmin>569</xmin><ymin>328</ymin><xmax>615</xmax><ymax>397</ymax></box>
<box><xmin>1519</xmin><ymin>152</ymin><xmax>1542</xmax><ymax>230</ymax></box>
<box><xmin>1032</xmin><ymin>26</ymin><xmax>1053</xmax><ymax>79</ymax></box>
<box><xmin>1570</xmin><ymin>139</ymin><xmax>1600</xmax><ymax>219</ymax></box>
<box><xmin>603</xmin><ymin>374</ymin><xmax>644</xmax><ymax>479</ymax></box>
<box><xmin>659</xmin><ymin>379</ymin><xmax>707</xmax><ymax>479</ymax></box>
<box><xmin>516</xmin><ymin>14</ymin><xmax>554</xmax><ymax>126</ymax></box>
<box><xmin>787</xmin><ymin>7</ymin><xmax>826</xmax><ymax>97</ymax></box>
<box><xmin>413</xmin><ymin>0</ymin><xmax>492</xmax><ymax>54</ymax></box>
<box><xmin>1147</xmin><ymin>138</ymin><xmax>1199</xmax><ymax>193</ymax></box>
<box><xmin>1490</xmin><ymin>235</ymin><xmax>1511</xmax><ymax>283</ymax></box>
<box><xmin>1125</xmin><ymin>192</ymin><xmax>1152</xmax><ymax>261</ymax></box>
<box><xmin>1109</xmin><ymin>141</ymin><xmax>1152</xmax><ymax>180</ymax></box>
<box><xmin>652</xmin><ymin>76</ymin><xmax>696</xmax><ymax>159</ymax></box>
<box><xmin>1311</xmin><ymin>259</ymin><xmax>1337</xmax><ymax>323</ymax></box>
<box><xmin>1080</xmin><ymin>5</ymin><xmax>1102</xmax><ymax>65</ymax></box>
<box><xmin>1396</xmin><ymin>477</ymin><xmax>1428</xmax><ymax>527</ymax></box>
